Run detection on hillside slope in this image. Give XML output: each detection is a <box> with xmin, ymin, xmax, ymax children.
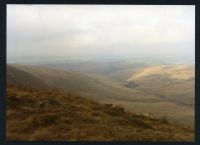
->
<box><xmin>7</xmin><ymin>65</ymin><xmax>49</xmax><ymax>89</ymax></box>
<box><xmin>6</xmin><ymin>64</ymin><xmax>194</xmax><ymax>127</ymax></box>
<box><xmin>93</xmin><ymin>64</ymin><xmax>195</xmax><ymax>127</ymax></box>
<box><xmin>6</xmin><ymin>85</ymin><xmax>194</xmax><ymax>141</ymax></box>
<box><xmin>125</xmin><ymin>65</ymin><xmax>194</xmax><ymax>106</ymax></box>
<box><xmin>7</xmin><ymin>64</ymin><xmax>158</xmax><ymax>101</ymax></box>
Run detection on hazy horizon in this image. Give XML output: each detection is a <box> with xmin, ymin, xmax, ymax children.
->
<box><xmin>7</xmin><ymin>5</ymin><xmax>195</xmax><ymax>63</ymax></box>
<box><xmin>6</xmin><ymin>5</ymin><xmax>195</xmax><ymax>141</ymax></box>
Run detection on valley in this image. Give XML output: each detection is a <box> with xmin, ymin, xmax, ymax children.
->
<box><xmin>7</xmin><ymin>62</ymin><xmax>195</xmax><ymax>129</ymax></box>
<box><xmin>7</xmin><ymin>5</ymin><xmax>195</xmax><ymax>141</ymax></box>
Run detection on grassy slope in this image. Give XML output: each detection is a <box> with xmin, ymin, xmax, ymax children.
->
<box><xmin>107</xmin><ymin>64</ymin><xmax>194</xmax><ymax>127</ymax></box>
<box><xmin>7</xmin><ymin>64</ymin><xmax>158</xmax><ymax>101</ymax></box>
<box><xmin>6</xmin><ymin>85</ymin><xmax>194</xmax><ymax>141</ymax></box>
<box><xmin>7</xmin><ymin>65</ymin><xmax>49</xmax><ymax>89</ymax></box>
<box><xmin>6</xmin><ymin>64</ymin><xmax>194</xmax><ymax>127</ymax></box>
<box><xmin>126</xmin><ymin>65</ymin><xmax>194</xmax><ymax>106</ymax></box>
<box><xmin>105</xmin><ymin>64</ymin><xmax>194</xmax><ymax>108</ymax></box>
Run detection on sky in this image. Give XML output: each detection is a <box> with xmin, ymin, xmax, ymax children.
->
<box><xmin>7</xmin><ymin>5</ymin><xmax>195</xmax><ymax>62</ymax></box>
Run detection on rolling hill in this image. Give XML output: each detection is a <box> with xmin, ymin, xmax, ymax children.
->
<box><xmin>124</xmin><ymin>65</ymin><xmax>194</xmax><ymax>107</ymax></box>
<box><xmin>7</xmin><ymin>64</ymin><xmax>158</xmax><ymax>101</ymax></box>
<box><xmin>107</xmin><ymin>64</ymin><xmax>194</xmax><ymax>127</ymax></box>
<box><xmin>6</xmin><ymin>64</ymin><xmax>194</xmax><ymax>128</ymax></box>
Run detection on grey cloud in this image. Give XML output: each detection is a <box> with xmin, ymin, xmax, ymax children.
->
<box><xmin>7</xmin><ymin>5</ymin><xmax>195</xmax><ymax>60</ymax></box>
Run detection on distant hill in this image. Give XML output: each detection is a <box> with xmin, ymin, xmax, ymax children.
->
<box><xmin>127</xmin><ymin>65</ymin><xmax>194</xmax><ymax>81</ymax></box>
<box><xmin>125</xmin><ymin>65</ymin><xmax>194</xmax><ymax>107</ymax></box>
<box><xmin>7</xmin><ymin>65</ymin><xmax>49</xmax><ymax>89</ymax></box>
<box><xmin>7</xmin><ymin>64</ymin><xmax>158</xmax><ymax>101</ymax></box>
<box><xmin>6</xmin><ymin>64</ymin><xmax>194</xmax><ymax>128</ymax></box>
<box><xmin>89</xmin><ymin>64</ymin><xmax>195</xmax><ymax>127</ymax></box>
<box><xmin>6</xmin><ymin>85</ymin><xmax>194</xmax><ymax>141</ymax></box>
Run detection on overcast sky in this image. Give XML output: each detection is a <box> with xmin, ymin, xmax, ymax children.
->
<box><xmin>7</xmin><ymin>5</ymin><xmax>195</xmax><ymax>61</ymax></box>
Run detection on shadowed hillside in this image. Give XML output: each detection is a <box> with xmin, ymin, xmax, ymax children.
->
<box><xmin>7</xmin><ymin>65</ymin><xmax>50</xmax><ymax>89</ymax></box>
<box><xmin>6</xmin><ymin>85</ymin><xmax>194</xmax><ymax>141</ymax></box>
<box><xmin>7</xmin><ymin>64</ymin><xmax>158</xmax><ymax>101</ymax></box>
